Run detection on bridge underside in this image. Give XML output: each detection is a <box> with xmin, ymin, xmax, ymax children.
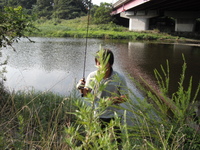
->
<box><xmin>113</xmin><ymin>0</ymin><xmax>200</xmax><ymax>32</ymax></box>
<box><xmin>125</xmin><ymin>0</ymin><xmax>200</xmax><ymax>12</ymax></box>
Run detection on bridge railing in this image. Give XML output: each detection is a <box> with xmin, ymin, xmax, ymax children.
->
<box><xmin>113</xmin><ymin>0</ymin><xmax>132</xmax><ymax>8</ymax></box>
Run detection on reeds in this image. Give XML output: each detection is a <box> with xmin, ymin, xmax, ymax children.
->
<box><xmin>0</xmin><ymin>54</ymin><xmax>199</xmax><ymax>149</ymax></box>
<box><xmin>30</xmin><ymin>16</ymin><xmax>178</xmax><ymax>41</ymax></box>
<box><xmin>0</xmin><ymin>90</ymin><xmax>79</xmax><ymax>149</ymax></box>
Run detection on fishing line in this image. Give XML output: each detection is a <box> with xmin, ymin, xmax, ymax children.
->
<box><xmin>82</xmin><ymin>0</ymin><xmax>92</xmax><ymax>79</ymax></box>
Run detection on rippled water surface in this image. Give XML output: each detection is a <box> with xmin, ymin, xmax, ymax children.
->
<box><xmin>1</xmin><ymin>37</ymin><xmax>200</xmax><ymax>98</ymax></box>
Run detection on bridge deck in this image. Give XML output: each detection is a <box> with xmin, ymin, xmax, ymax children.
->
<box><xmin>113</xmin><ymin>0</ymin><xmax>200</xmax><ymax>15</ymax></box>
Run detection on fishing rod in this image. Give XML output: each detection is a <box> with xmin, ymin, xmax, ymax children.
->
<box><xmin>77</xmin><ymin>0</ymin><xmax>92</xmax><ymax>96</ymax></box>
<box><xmin>82</xmin><ymin>0</ymin><xmax>92</xmax><ymax>80</ymax></box>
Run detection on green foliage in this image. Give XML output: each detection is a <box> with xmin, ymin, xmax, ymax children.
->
<box><xmin>183</xmin><ymin>127</ymin><xmax>200</xmax><ymax>150</ymax></box>
<box><xmin>65</xmin><ymin>48</ymin><xmax>123</xmax><ymax>149</ymax></box>
<box><xmin>90</xmin><ymin>4</ymin><xmax>99</xmax><ymax>17</ymax></box>
<box><xmin>2</xmin><ymin>0</ymin><xmax>37</xmax><ymax>9</ymax></box>
<box><xmin>0</xmin><ymin>0</ymin><xmax>92</xmax><ymax>20</ymax></box>
<box><xmin>64</xmin><ymin>51</ymin><xmax>199</xmax><ymax>149</ymax></box>
<box><xmin>95</xmin><ymin>23</ymin><xmax>126</xmax><ymax>31</ymax></box>
<box><xmin>0</xmin><ymin>51</ymin><xmax>199</xmax><ymax>149</ymax></box>
<box><xmin>93</xmin><ymin>2</ymin><xmax>114</xmax><ymax>24</ymax></box>
<box><xmin>132</xmin><ymin>56</ymin><xmax>200</xmax><ymax>149</ymax></box>
<box><xmin>31</xmin><ymin>17</ymin><xmax>179</xmax><ymax>40</ymax></box>
<box><xmin>152</xmin><ymin>55</ymin><xmax>200</xmax><ymax>126</ymax></box>
<box><xmin>0</xmin><ymin>6</ymin><xmax>36</xmax><ymax>86</ymax></box>
<box><xmin>52</xmin><ymin>0</ymin><xmax>88</xmax><ymax>19</ymax></box>
<box><xmin>0</xmin><ymin>90</ymin><xmax>78</xmax><ymax>149</ymax></box>
<box><xmin>0</xmin><ymin>6</ymin><xmax>35</xmax><ymax>48</ymax></box>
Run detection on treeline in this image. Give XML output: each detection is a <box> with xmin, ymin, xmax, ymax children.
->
<box><xmin>0</xmin><ymin>0</ymin><xmax>115</xmax><ymax>23</ymax></box>
<box><xmin>0</xmin><ymin>0</ymin><xmax>89</xmax><ymax>19</ymax></box>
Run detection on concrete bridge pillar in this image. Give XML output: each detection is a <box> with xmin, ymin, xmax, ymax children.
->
<box><xmin>175</xmin><ymin>18</ymin><xmax>195</xmax><ymax>32</ymax></box>
<box><xmin>120</xmin><ymin>10</ymin><xmax>158</xmax><ymax>31</ymax></box>
<box><xmin>129</xmin><ymin>17</ymin><xmax>150</xmax><ymax>31</ymax></box>
<box><xmin>165</xmin><ymin>11</ymin><xmax>200</xmax><ymax>32</ymax></box>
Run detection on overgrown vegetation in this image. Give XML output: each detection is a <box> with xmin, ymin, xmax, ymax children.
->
<box><xmin>0</xmin><ymin>0</ymin><xmax>114</xmax><ymax>23</ymax></box>
<box><xmin>0</xmin><ymin>0</ymin><xmax>89</xmax><ymax>19</ymax></box>
<box><xmin>0</xmin><ymin>4</ymin><xmax>199</xmax><ymax>150</ymax></box>
<box><xmin>92</xmin><ymin>2</ymin><xmax>114</xmax><ymax>24</ymax></box>
<box><xmin>0</xmin><ymin>5</ymin><xmax>36</xmax><ymax>97</ymax></box>
<box><xmin>0</xmin><ymin>90</ymin><xmax>79</xmax><ymax>149</ymax></box>
<box><xmin>0</xmin><ymin>51</ymin><xmax>199</xmax><ymax>149</ymax></box>
<box><xmin>2</xmin><ymin>1</ymin><xmax>196</xmax><ymax>41</ymax></box>
<box><xmin>0</xmin><ymin>6</ymin><xmax>35</xmax><ymax>48</ymax></box>
<box><xmin>30</xmin><ymin>16</ymin><xmax>180</xmax><ymax>41</ymax></box>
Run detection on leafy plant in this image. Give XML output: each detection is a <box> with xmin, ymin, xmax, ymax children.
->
<box><xmin>65</xmin><ymin>53</ymin><xmax>200</xmax><ymax>149</ymax></box>
<box><xmin>0</xmin><ymin>50</ymin><xmax>199</xmax><ymax>149</ymax></box>
<box><xmin>0</xmin><ymin>90</ymin><xmax>78</xmax><ymax>149</ymax></box>
<box><xmin>0</xmin><ymin>6</ymin><xmax>36</xmax><ymax>85</ymax></box>
<box><xmin>131</xmin><ymin>55</ymin><xmax>200</xmax><ymax>149</ymax></box>
<box><xmin>0</xmin><ymin>6</ymin><xmax>35</xmax><ymax>48</ymax></box>
<box><xmin>92</xmin><ymin>2</ymin><xmax>114</xmax><ymax>24</ymax></box>
<box><xmin>65</xmin><ymin>48</ymin><xmax>125</xmax><ymax>149</ymax></box>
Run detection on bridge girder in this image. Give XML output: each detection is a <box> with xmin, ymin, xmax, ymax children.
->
<box><xmin>113</xmin><ymin>0</ymin><xmax>200</xmax><ymax>14</ymax></box>
<box><xmin>113</xmin><ymin>0</ymin><xmax>200</xmax><ymax>32</ymax></box>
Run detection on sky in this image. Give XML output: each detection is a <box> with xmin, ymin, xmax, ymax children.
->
<box><xmin>92</xmin><ymin>0</ymin><xmax>117</xmax><ymax>6</ymax></box>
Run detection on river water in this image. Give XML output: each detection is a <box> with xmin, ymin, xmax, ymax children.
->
<box><xmin>1</xmin><ymin>37</ymin><xmax>200</xmax><ymax>99</ymax></box>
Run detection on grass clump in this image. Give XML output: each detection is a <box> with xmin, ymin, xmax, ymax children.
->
<box><xmin>65</xmin><ymin>54</ymin><xmax>200</xmax><ymax>149</ymax></box>
<box><xmin>0</xmin><ymin>90</ymin><xmax>79</xmax><ymax>149</ymax></box>
<box><xmin>127</xmin><ymin>56</ymin><xmax>200</xmax><ymax>149</ymax></box>
<box><xmin>30</xmin><ymin>16</ymin><xmax>179</xmax><ymax>41</ymax></box>
<box><xmin>0</xmin><ymin>53</ymin><xmax>199</xmax><ymax>149</ymax></box>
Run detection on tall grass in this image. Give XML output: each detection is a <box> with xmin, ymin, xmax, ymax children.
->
<box><xmin>30</xmin><ymin>16</ymin><xmax>179</xmax><ymax>41</ymax></box>
<box><xmin>0</xmin><ymin>89</ymin><xmax>80</xmax><ymax>149</ymax></box>
<box><xmin>64</xmin><ymin>54</ymin><xmax>200</xmax><ymax>149</ymax></box>
<box><xmin>0</xmin><ymin>55</ymin><xmax>199</xmax><ymax>149</ymax></box>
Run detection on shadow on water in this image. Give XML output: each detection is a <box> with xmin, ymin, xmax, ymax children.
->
<box><xmin>1</xmin><ymin>37</ymin><xmax>200</xmax><ymax>100</ymax></box>
<box><xmin>118</xmin><ymin>42</ymin><xmax>200</xmax><ymax>100</ymax></box>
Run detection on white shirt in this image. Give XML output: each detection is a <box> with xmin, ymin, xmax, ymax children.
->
<box><xmin>85</xmin><ymin>70</ymin><xmax>128</xmax><ymax>118</ymax></box>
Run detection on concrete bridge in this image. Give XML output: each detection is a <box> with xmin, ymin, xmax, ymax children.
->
<box><xmin>112</xmin><ymin>0</ymin><xmax>200</xmax><ymax>32</ymax></box>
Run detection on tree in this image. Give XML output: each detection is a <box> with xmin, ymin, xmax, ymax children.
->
<box><xmin>52</xmin><ymin>0</ymin><xmax>88</xmax><ymax>19</ymax></box>
<box><xmin>0</xmin><ymin>0</ymin><xmax>37</xmax><ymax>10</ymax></box>
<box><xmin>19</xmin><ymin>0</ymin><xmax>37</xmax><ymax>10</ymax></box>
<box><xmin>0</xmin><ymin>6</ymin><xmax>35</xmax><ymax>47</ymax></box>
<box><xmin>0</xmin><ymin>0</ymin><xmax>93</xmax><ymax>20</ymax></box>
<box><xmin>0</xmin><ymin>6</ymin><xmax>36</xmax><ymax>81</ymax></box>
<box><xmin>90</xmin><ymin>4</ymin><xmax>99</xmax><ymax>17</ymax></box>
<box><xmin>93</xmin><ymin>2</ymin><xmax>114</xmax><ymax>24</ymax></box>
<box><xmin>34</xmin><ymin>0</ymin><xmax>54</xmax><ymax>18</ymax></box>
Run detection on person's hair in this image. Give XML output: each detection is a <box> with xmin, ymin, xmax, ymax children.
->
<box><xmin>95</xmin><ymin>49</ymin><xmax>114</xmax><ymax>66</ymax></box>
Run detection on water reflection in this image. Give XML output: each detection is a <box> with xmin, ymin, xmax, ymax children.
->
<box><xmin>2</xmin><ymin>37</ymin><xmax>101</xmax><ymax>95</ymax></box>
<box><xmin>1</xmin><ymin>37</ymin><xmax>200</xmax><ymax>99</ymax></box>
<box><xmin>126</xmin><ymin>42</ymin><xmax>200</xmax><ymax>97</ymax></box>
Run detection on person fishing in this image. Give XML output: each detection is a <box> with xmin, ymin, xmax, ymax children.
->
<box><xmin>76</xmin><ymin>48</ymin><xmax>128</xmax><ymax>145</ymax></box>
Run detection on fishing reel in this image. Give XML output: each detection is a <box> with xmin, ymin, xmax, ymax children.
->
<box><xmin>76</xmin><ymin>79</ymin><xmax>85</xmax><ymax>90</ymax></box>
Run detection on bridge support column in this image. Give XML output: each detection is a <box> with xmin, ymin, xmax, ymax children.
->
<box><xmin>129</xmin><ymin>17</ymin><xmax>150</xmax><ymax>31</ymax></box>
<box><xmin>120</xmin><ymin>10</ymin><xmax>158</xmax><ymax>31</ymax></box>
<box><xmin>165</xmin><ymin>11</ymin><xmax>200</xmax><ymax>32</ymax></box>
<box><xmin>175</xmin><ymin>19</ymin><xmax>195</xmax><ymax>32</ymax></box>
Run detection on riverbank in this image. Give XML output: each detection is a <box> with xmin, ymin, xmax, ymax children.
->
<box><xmin>29</xmin><ymin>16</ymin><xmax>184</xmax><ymax>41</ymax></box>
<box><xmin>29</xmin><ymin>16</ymin><xmax>200</xmax><ymax>44</ymax></box>
<box><xmin>1</xmin><ymin>36</ymin><xmax>200</xmax><ymax>149</ymax></box>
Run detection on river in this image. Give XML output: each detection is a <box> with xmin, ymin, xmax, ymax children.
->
<box><xmin>1</xmin><ymin>37</ymin><xmax>200</xmax><ymax>100</ymax></box>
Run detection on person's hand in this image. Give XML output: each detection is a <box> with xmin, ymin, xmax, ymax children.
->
<box><xmin>76</xmin><ymin>78</ymin><xmax>85</xmax><ymax>90</ymax></box>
